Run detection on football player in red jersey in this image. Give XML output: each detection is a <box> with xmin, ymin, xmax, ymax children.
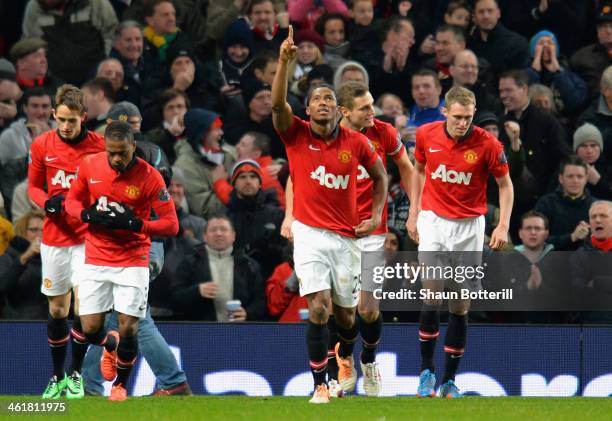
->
<box><xmin>282</xmin><ymin>82</ymin><xmax>416</xmax><ymax>396</ymax></box>
<box><xmin>272</xmin><ymin>26</ymin><xmax>388</xmax><ymax>404</ymax></box>
<box><xmin>408</xmin><ymin>86</ymin><xmax>513</xmax><ymax>398</ymax></box>
<box><xmin>65</xmin><ymin>121</ymin><xmax>179</xmax><ymax>401</ymax></box>
<box><xmin>28</xmin><ymin>84</ymin><xmax>105</xmax><ymax>399</ymax></box>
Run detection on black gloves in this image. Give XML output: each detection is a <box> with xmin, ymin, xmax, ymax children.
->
<box><xmin>106</xmin><ymin>203</ymin><xmax>143</xmax><ymax>232</ymax></box>
<box><xmin>81</xmin><ymin>202</ymin><xmax>114</xmax><ymax>225</ymax></box>
<box><xmin>284</xmin><ymin>271</ymin><xmax>299</xmax><ymax>293</ymax></box>
<box><xmin>44</xmin><ymin>194</ymin><xmax>65</xmax><ymax>214</ymax></box>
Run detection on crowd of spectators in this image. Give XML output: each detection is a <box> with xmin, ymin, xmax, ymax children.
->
<box><xmin>0</xmin><ymin>0</ymin><xmax>610</xmax><ymax>323</ymax></box>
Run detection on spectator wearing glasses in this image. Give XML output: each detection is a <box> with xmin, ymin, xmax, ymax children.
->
<box><xmin>0</xmin><ymin>210</ymin><xmax>45</xmax><ymax>320</ymax></box>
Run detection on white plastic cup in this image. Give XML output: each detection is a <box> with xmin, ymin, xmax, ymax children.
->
<box><xmin>299</xmin><ymin>308</ymin><xmax>309</xmax><ymax>321</ymax></box>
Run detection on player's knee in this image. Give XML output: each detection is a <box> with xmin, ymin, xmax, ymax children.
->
<box><xmin>118</xmin><ymin>318</ymin><xmax>139</xmax><ymax>336</ymax></box>
<box><xmin>423</xmin><ymin>299</ymin><xmax>443</xmax><ymax>307</ymax></box>
<box><xmin>48</xmin><ymin>304</ymin><xmax>69</xmax><ymax>319</ymax></box>
<box><xmin>358</xmin><ymin>308</ymin><xmax>379</xmax><ymax>323</ymax></box>
<box><xmin>334</xmin><ymin>308</ymin><xmax>356</xmax><ymax>329</ymax></box>
<box><xmin>308</xmin><ymin>304</ymin><xmax>328</xmax><ymax>323</ymax></box>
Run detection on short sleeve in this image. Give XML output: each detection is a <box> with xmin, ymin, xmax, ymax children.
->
<box><xmin>384</xmin><ymin>124</ymin><xmax>404</xmax><ymax>157</ymax></box>
<box><xmin>487</xmin><ymin>138</ymin><xmax>510</xmax><ymax>178</ymax></box>
<box><xmin>275</xmin><ymin>116</ymin><xmax>306</xmax><ymax>146</ymax></box>
<box><xmin>355</xmin><ymin>133</ymin><xmax>379</xmax><ymax>169</ymax></box>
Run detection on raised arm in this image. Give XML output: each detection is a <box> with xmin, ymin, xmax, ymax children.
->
<box><xmin>272</xmin><ymin>25</ymin><xmax>297</xmax><ymax>133</ymax></box>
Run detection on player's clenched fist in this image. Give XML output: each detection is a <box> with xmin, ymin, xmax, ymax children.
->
<box><xmin>279</xmin><ymin>25</ymin><xmax>297</xmax><ymax>63</ymax></box>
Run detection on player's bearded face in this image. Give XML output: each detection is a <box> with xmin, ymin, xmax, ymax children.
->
<box><xmin>54</xmin><ymin>105</ymin><xmax>85</xmax><ymax>140</ymax></box>
<box><xmin>443</xmin><ymin>102</ymin><xmax>475</xmax><ymax>139</ymax></box>
<box><xmin>307</xmin><ymin>88</ymin><xmax>338</xmax><ymax>124</ymax></box>
<box><xmin>106</xmin><ymin>139</ymin><xmax>136</xmax><ymax>172</ymax></box>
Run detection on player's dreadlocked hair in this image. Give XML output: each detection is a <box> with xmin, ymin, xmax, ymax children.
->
<box><xmin>445</xmin><ymin>86</ymin><xmax>476</xmax><ymax>108</ymax></box>
<box><xmin>55</xmin><ymin>84</ymin><xmax>87</xmax><ymax>113</ymax></box>
<box><xmin>105</xmin><ymin>120</ymin><xmax>135</xmax><ymax>144</ymax></box>
<box><xmin>337</xmin><ymin>81</ymin><xmax>369</xmax><ymax>110</ymax></box>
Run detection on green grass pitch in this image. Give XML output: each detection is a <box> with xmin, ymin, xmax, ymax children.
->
<box><xmin>2</xmin><ymin>396</ymin><xmax>612</xmax><ymax>421</ymax></box>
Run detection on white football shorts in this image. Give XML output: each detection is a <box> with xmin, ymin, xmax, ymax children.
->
<box><xmin>40</xmin><ymin>243</ymin><xmax>85</xmax><ymax>296</ymax></box>
<box><xmin>292</xmin><ymin>220</ymin><xmax>361</xmax><ymax>308</ymax></box>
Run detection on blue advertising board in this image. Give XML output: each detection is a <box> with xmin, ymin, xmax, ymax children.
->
<box><xmin>1</xmin><ymin>323</ymin><xmax>610</xmax><ymax>397</ymax></box>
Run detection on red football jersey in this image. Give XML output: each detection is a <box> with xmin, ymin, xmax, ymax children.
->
<box><xmin>28</xmin><ymin>130</ymin><xmax>105</xmax><ymax>247</ymax></box>
<box><xmin>65</xmin><ymin>152</ymin><xmax>179</xmax><ymax>267</ymax></box>
<box><xmin>358</xmin><ymin>119</ymin><xmax>406</xmax><ymax>235</ymax></box>
<box><xmin>277</xmin><ymin>116</ymin><xmax>379</xmax><ymax>237</ymax></box>
<box><xmin>415</xmin><ymin>121</ymin><xmax>508</xmax><ymax>219</ymax></box>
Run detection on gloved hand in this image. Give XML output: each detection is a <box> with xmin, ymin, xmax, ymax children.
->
<box><xmin>44</xmin><ymin>194</ymin><xmax>65</xmax><ymax>214</ymax></box>
<box><xmin>106</xmin><ymin>203</ymin><xmax>143</xmax><ymax>232</ymax></box>
<box><xmin>284</xmin><ymin>271</ymin><xmax>299</xmax><ymax>293</ymax></box>
<box><xmin>81</xmin><ymin>202</ymin><xmax>114</xmax><ymax>225</ymax></box>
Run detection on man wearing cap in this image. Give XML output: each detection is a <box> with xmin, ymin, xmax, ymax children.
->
<box><xmin>571</xmin><ymin>1</ymin><xmax>612</xmax><ymax>97</ymax></box>
<box><xmin>174</xmin><ymin>108</ymin><xmax>236</xmax><ymax>218</ymax></box>
<box><xmin>10</xmin><ymin>37</ymin><xmax>63</xmax><ymax>95</ymax></box>
<box><xmin>0</xmin><ymin>59</ymin><xmax>22</xmax><ymax>132</ymax></box>
<box><xmin>223</xmin><ymin>78</ymin><xmax>284</xmax><ymax>158</ymax></box>
<box><xmin>227</xmin><ymin>159</ymin><xmax>285</xmax><ymax>279</ymax></box>
<box><xmin>573</xmin><ymin>123</ymin><xmax>611</xmax><ymax>200</ymax></box>
<box><xmin>0</xmin><ymin>87</ymin><xmax>53</xmax><ymax>218</ymax></box>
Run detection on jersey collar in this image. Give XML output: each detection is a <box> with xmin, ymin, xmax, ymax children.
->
<box><xmin>57</xmin><ymin>127</ymin><xmax>88</xmax><ymax>145</ymax></box>
<box><xmin>443</xmin><ymin>122</ymin><xmax>473</xmax><ymax>143</ymax></box>
<box><xmin>311</xmin><ymin>122</ymin><xmax>340</xmax><ymax>140</ymax></box>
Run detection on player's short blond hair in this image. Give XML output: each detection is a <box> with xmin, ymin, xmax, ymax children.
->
<box><xmin>445</xmin><ymin>86</ymin><xmax>476</xmax><ymax>108</ymax></box>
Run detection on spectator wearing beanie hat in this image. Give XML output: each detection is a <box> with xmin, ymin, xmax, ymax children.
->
<box><xmin>212</xmin><ymin>132</ymin><xmax>286</xmax><ymax>209</ymax></box>
<box><xmin>574</xmin><ymin>123</ymin><xmax>611</xmax><ymax>200</ymax></box>
<box><xmin>174</xmin><ymin>108</ymin><xmax>237</xmax><ymax>218</ymax></box>
<box><xmin>222</xmin><ymin>78</ymin><xmax>285</xmax><ymax>158</ymax></box>
<box><xmin>227</xmin><ymin>158</ymin><xmax>286</xmax><ymax>280</ymax></box>
<box><xmin>144</xmin><ymin>43</ymin><xmax>219</xmax><ymax>114</ymax></box>
<box><xmin>526</xmin><ymin>30</ymin><xmax>588</xmax><ymax>114</ymax></box>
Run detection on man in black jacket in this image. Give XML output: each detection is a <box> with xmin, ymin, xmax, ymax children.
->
<box><xmin>498</xmin><ymin>69</ymin><xmax>571</xmax><ymax>236</ymax></box>
<box><xmin>535</xmin><ymin>156</ymin><xmax>596</xmax><ymax>251</ymax></box>
<box><xmin>172</xmin><ymin>213</ymin><xmax>266</xmax><ymax>321</ymax></box>
<box><xmin>468</xmin><ymin>0</ymin><xmax>530</xmax><ymax>77</ymax></box>
<box><xmin>227</xmin><ymin>159</ymin><xmax>285</xmax><ymax>279</ymax></box>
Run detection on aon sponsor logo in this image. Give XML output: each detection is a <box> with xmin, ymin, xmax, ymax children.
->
<box><xmin>357</xmin><ymin>165</ymin><xmax>370</xmax><ymax>180</ymax></box>
<box><xmin>50</xmin><ymin>170</ymin><xmax>76</xmax><ymax>189</ymax></box>
<box><xmin>431</xmin><ymin>164</ymin><xmax>472</xmax><ymax>185</ymax></box>
<box><xmin>311</xmin><ymin>165</ymin><xmax>350</xmax><ymax>189</ymax></box>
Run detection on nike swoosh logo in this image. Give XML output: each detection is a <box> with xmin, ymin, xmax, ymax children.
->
<box><xmin>45</xmin><ymin>156</ymin><xmax>58</xmax><ymax>162</ymax></box>
<box><xmin>429</xmin><ymin>148</ymin><xmax>442</xmax><ymax>153</ymax></box>
<box><xmin>90</xmin><ymin>179</ymin><xmax>103</xmax><ymax>184</ymax></box>
<box><xmin>309</xmin><ymin>145</ymin><xmax>321</xmax><ymax>151</ymax></box>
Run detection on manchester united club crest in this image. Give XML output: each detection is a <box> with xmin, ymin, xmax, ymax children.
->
<box><xmin>464</xmin><ymin>150</ymin><xmax>478</xmax><ymax>164</ymax></box>
<box><xmin>338</xmin><ymin>150</ymin><xmax>352</xmax><ymax>163</ymax></box>
<box><xmin>44</xmin><ymin>278</ymin><xmax>52</xmax><ymax>289</ymax></box>
<box><xmin>125</xmin><ymin>185</ymin><xmax>141</xmax><ymax>200</ymax></box>
<box><xmin>369</xmin><ymin>138</ymin><xmax>380</xmax><ymax>151</ymax></box>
